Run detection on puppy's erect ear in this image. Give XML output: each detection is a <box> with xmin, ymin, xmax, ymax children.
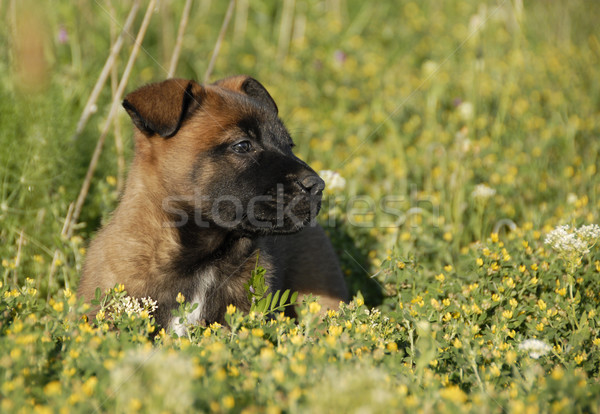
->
<box><xmin>122</xmin><ymin>79</ymin><xmax>203</xmax><ymax>138</ymax></box>
<box><xmin>214</xmin><ymin>75</ymin><xmax>278</xmax><ymax>115</ymax></box>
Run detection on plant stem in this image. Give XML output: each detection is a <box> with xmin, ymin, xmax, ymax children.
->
<box><xmin>203</xmin><ymin>0</ymin><xmax>235</xmax><ymax>84</ymax></box>
<box><xmin>71</xmin><ymin>1</ymin><xmax>140</xmax><ymax>141</ymax></box>
<box><xmin>167</xmin><ymin>0</ymin><xmax>193</xmax><ymax>78</ymax></box>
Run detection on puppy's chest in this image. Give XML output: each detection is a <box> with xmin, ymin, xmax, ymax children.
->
<box><xmin>168</xmin><ymin>263</ymin><xmax>253</xmax><ymax>336</ymax></box>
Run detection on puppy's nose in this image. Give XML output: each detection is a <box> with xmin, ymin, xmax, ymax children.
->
<box><xmin>299</xmin><ymin>175</ymin><xmax>325</xmax><ymax>195</ymax></box>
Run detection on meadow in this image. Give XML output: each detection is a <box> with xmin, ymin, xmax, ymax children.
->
<box><xmin>1</xmin><ymin>0</ymin><xmax>600</xmax><ymax>412</ymax></box>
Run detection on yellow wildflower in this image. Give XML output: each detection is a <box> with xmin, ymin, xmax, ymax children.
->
<box><xmin>574</xmin><ymin>353</ymin><xmax>587</xmax><ymax>365</ymax></box>
<box><xmin>309</xmin><ymin>302</ymin><xmax>322</xmax><ymax>314</ymax></box>
<box><xmin>226</xmin><ymin>304</ymin><xmax>236</xmax><ymax>315</ymax></box>
<box><xmin>222</xmin><ymin>396</ymin><xmax>235</xmax><ymax>409</ymax></box>
<box><xmin>329</xmin><ymin>325</ymin><xmax>343</xmax><ymax>337</ymax></box>
<box><xmin>440</xmin><ymin>385</ymin><xmax>467</xmax><ymax>404</ymax></box>
<box><xmin>81</xmin><ymin>377</ymin><xmax>97</xmax><ymax>397</ymax></box>
<box><xmin>551</xmin><ymin>366</ymin><xmax>564</xmax><ymax>380</ymax></box>
<box><xmin>43</xmin><ymin>381</ymin><xmax>62</xmax><ymax>396</ymax></box>
<box><xmin>128</xmin><ymin>398</ymin><xmax>142</xmax><ymax>412</ymax></box>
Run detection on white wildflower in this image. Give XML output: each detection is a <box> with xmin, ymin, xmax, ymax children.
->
<box><xmin>575</xmin><ymin>224</ymin><xmax>600</xmax><ymax>244</ymax></box>
<box><xmin>457</xmin><ymin>101</ymin><xmax>474</xmax><ymax>121</ymax></box>
<box><xmin>319</xmin><ymin>170</ymin><xmax>346</xmax><ymax>192</ymax></box>
<box><xmin>518</xmin><ymin>339</ymin><xmax>551</xmax><ymax>359</ymax></box>
<box><xmin>544</xmin><ymin>224</ymin><xmax>600</xmax><ymax>257</ymax></box>
<box><xmin>471</xmin><ymin>184</ymin><xmax>496</xmax><ymax>200</ymax></box>
<box><xmin>544</xmin><ymin>225</ymin><xmax>588</xmax><ymax>255</ymax></box>
<box><xmin>422</xmin><ymin>60</ymin><xmax>438</xmax><ymax>77</ymax></box>
<box><xmin>111</xmin><ymin>295</ymin><xmax>158</xmax><ymax>317</ymax></box>
<box><xmin>469</xmin><ymin>4</ymin><xmax>488</xmax><ymax>33</ymax></box>
<box><xmin>459</xmin><ymin>137</ymin><xmax>471</xmax><ymax>153</ymax></box>
<box><xmin>566</xmin><ymin>193</ymin><xmax>578</xmax><ymax>204</ymax></box>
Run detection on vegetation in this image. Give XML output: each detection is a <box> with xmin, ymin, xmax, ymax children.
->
<box><xmin>1</xmin><ymin>1</ymin><xmax>600</xmax><ymax>412</ymax></box>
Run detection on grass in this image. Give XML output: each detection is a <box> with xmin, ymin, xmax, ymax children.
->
<box><xmin>2</xmin><ymin>0</ymin><xmax>600</xmax><ymax>412</ymax></box>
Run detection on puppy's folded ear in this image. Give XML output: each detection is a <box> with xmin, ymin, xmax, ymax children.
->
<box><xmin>214</xmin><ymin>75</ymin><xmax>278</xmax><ymax>115</ymax></box>
<box><xmin>122</xmin><ymin>79</ymin><xmax>203</xmax><ymax>138</ymax></box>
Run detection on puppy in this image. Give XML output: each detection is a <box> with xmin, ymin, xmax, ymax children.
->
<box><xmin>77</xmin><ymin>76</ymin><xmax>348</xmax><ymax>332</ymax></box>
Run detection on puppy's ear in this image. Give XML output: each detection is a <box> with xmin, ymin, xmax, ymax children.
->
<box><xmin>122</xmin><ymin>79</ymin><xmax>203</xmax><ymax>138</ymax></box>
<box><xmin>214</xmin><ymin>75</ymin><xmax>278</xmax><ymax>115</ymax></box>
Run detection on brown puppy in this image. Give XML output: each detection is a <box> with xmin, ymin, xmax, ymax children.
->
<box><xmin>78</xmin><ymin>76</ymin><xmax>348</xmax><ymax>333</ymax></box>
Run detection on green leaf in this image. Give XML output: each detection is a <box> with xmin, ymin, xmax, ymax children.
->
<box><xmin>264</xmin><ymin>292</ymin><xmax>273</xmax><ymax>312</ymax></box>
<box><xmin>280</xmin><ymin>289</ymin><xmax>290</xmax><ymax>307</ymax></box>
<box><xmin>257</xmin><ymin>297</ymin><xmax>268</xmax><ymax>314</ymax></box>
<box><xmin>271</xmin><ymin>291</ymin><xmax>280</xmax><ymax>312</ymax></box>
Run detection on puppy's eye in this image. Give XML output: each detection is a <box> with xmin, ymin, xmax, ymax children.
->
<box><xmin>232</xmin><ymin>140</ymin><xmax>253</xmax><ymax>154</ymax></box>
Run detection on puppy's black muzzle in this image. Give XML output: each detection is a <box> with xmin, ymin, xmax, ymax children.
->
<box><xmin>297</xmin><ymin>174</ymin><xmax>325</xmax><ymax>196</ymax></box>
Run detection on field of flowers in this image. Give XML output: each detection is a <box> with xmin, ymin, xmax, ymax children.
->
<box><xmin>2</xmin><ymin>1</ymin><xmax>600</xmax><ymax>412</ymax></box>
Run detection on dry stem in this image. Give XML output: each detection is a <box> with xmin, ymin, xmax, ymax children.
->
<box><xmin>204</xmin><ymin>0</ymin><xmax>235</xmax><ymax>83</ymax></box>
<box><xmin>167</xmin><ymin>0</ymin><xmax>194</xmax><ymax>78</ymax></box>
<box><xmin>71</xmin><ymin>1</ymin><xmax>140</xmax><ymax>141</ymax></box>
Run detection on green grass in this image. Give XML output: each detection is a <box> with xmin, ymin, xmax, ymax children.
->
<box><xmin>2</xmin><ymin>0</ymin><xmax>600</xmax><ymax>412</ymax></box>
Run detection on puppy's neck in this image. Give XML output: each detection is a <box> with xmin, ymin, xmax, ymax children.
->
<box><xmin>115</xmin><ymin>160</ymin><xmax>253</xmax><ymax>276</ymax></box>
<box><xmin>173</xmin><ymin>220</ymin><xmax>253</xmax><ymax>274</ymax></box>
